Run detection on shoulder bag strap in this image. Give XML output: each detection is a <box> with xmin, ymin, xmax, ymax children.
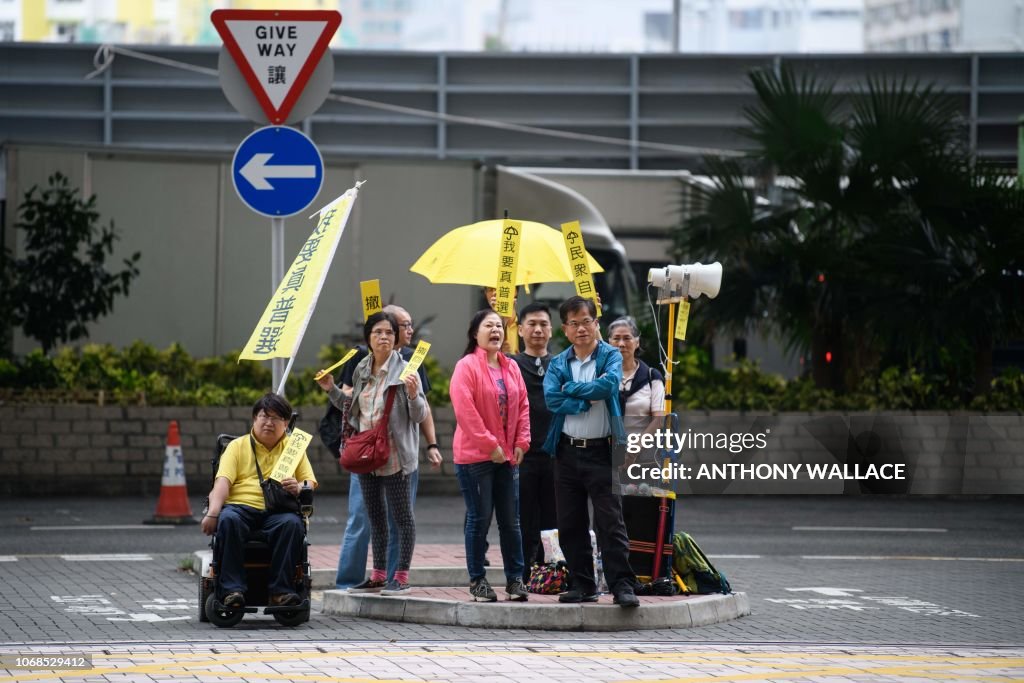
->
<box><xmin>376</xmin><ymin>386</ymin><xmax>398</xmax><ymax>436</ymax></box>
<box><xmin>250</xmin><ymin>434</ymin><xmax>266</xmax><ymax>485</ymax></box>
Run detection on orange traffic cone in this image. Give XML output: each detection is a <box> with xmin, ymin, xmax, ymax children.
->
<box><xmin>145</xmin><ymin>421</ymin><xmax>197</xmax><ymax>524</ymax></box>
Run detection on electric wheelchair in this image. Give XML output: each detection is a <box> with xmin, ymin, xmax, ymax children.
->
<box><xmin>198</xmin><ymin>431</ymin><xmax>314</xmax><ymax>627</ymax></box>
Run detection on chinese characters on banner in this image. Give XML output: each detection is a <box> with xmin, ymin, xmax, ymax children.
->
<box><xmin>268</xmin><ymin>429</ymin><xmax>312</xmax><ymax>481</ymax></box>
<box><xmin>400</xmin><ymin>340</ymin><xmax>431</xmax><ymax>380</ymax></box>
<box><xmin>675</xmin><ymin>300</ymin><xmax>691</xmax><ymax>341</ymax></box>
<box><xmin>560</xmin><ymin>221</ymin><xmax>601</xmax><ymax>316</ymax></box>
<box><xmin>360</xmin><ymin>279</ymin><xmax>383</xmax><ymax>320</ymax></box>
<box><xmin>494</xmin><ymin>220</ymin><xmax>522</xmax><ymax>317</ymax></box>
<box><xmin>239</xmin><ymin>187</ymin><xmax>358</xmax><ymax>361</ymax></box>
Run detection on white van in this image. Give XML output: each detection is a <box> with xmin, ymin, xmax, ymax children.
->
<box><xmin>491</xmin><ymin>165</ymin><xmax>637</xmax><ymax>322</ymax></box>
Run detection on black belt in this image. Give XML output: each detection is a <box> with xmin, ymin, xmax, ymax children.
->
<box><xmin>559</xmin><ymin>434</ymin><xmax>612</xmax><ymax>449</ymax></box>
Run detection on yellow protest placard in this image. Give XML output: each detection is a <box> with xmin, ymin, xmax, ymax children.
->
<box><xmin>560</xmin><ymin>221</ymin><xmax>601</xmax><ymax>317</ymax></box>
<box><xmin>400</xmin><ymin>340</ymin><xmax>431</xmax><ymax>380</ymax></box>
<box><xmin>314</xmin><ymin>348</ymin><xmax>358</xmax><ymax>381</ymax></box>
<box><xmin>239</xmin><ymin>191</ymin><xmax>356</xmax><ymax>361</ymax></box>
<box><xmin>494</xmin><ymin>220</ymin><xmax>521</xmax><ymax>318</ymax></box>
<box><xmin>268</xmin><ymin>428</ymin><xmax>312</xmax><ymax>482</ymax></box>
<box><xmin>675</xmin><ymin>300</ymin><xmax>691</xmax><ymax>341</ymax></box>
<box><xmin>360</xmin><ymin>279</ymin><xmax>383</xmax><ymax>320</ymax></box>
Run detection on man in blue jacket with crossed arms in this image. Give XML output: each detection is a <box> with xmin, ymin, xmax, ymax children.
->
<box><xmin>543</xmin><ymin>295</ymin><xmax>639</xmax><ymax>607</ymax></box>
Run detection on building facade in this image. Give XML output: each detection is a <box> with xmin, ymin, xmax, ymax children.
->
<box><xmin>865</xmin><ymin>0</ymin><xmax>1024</xmax><ymax>52</ymax></box>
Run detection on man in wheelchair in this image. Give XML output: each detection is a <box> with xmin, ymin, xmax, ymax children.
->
<box><xmin>201</xmin><ymin>393</ymin><xmax>317</xmax><ymax>620</ymax></box>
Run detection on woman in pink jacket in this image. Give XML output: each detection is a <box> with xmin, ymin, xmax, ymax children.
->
<box><xmin>450</xmin><ymin>309</ymin><xmax>531</xmax><ymax>602</ymax></box>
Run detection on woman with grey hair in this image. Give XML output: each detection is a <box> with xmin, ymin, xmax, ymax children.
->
<box><xmin>607</xmin><ymin>317</ymin><xmax>665</xmax><ymax>421</ymax></box>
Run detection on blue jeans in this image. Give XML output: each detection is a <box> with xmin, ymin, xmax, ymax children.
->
<box><xmin>456</xmin><ymin>460</ymin><xmax>524</xmax><ymax>583</ymax></box>
<box><xmin>216</xmin><ymin>504</ymin><xmax>304</xmax><ymax>597</ymax></box>
<box><xmin>335</xmin><ymin>468</ymin><xmax>419</xmax><ymax>588</ymax></box>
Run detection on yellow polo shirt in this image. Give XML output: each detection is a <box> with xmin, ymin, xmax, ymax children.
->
<box><xmin>215</xmin><ymin>431</ymin><xmax>318</xmax><ymax>510</ymax></box>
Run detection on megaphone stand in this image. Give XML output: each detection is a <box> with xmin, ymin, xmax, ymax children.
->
<box><xmin>652</xmin><ymin>271</ymin><xmax>695</xmax><ymax>414</ymax></box>
<box><xmin>646</xmin><ymin>275</ymin><xmax>688</xmax><ymax>580</ymax></box>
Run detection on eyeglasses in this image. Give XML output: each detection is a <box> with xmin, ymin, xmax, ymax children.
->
<box><xmin>397</xmin><ymin>322</ymin><xmax>414</xmax><ymax>329</ymax></box>
<box><xmin>609</xmin><ymin>335</ymin><xmax>636</xmax><ymax>343</ymax></box>
<box><xmin>564</xmin><ymin>317</ymin><xmax>596</xmax><ymax>329</ymax></box>
<box><xmin>371</xmin><ymin>329</ymin><xmax>395</xmax><ymax>337</ymax></box>
<box><xmin>255</xmin><ymin>412</ymin><xmax>287</xmax><ymax>424</ymax></box>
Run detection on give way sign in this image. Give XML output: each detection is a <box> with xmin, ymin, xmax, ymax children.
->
<box><xmin>211</xmin><ymin>9</ymin><xmax>341</xmax><ymax>125</ymax></box>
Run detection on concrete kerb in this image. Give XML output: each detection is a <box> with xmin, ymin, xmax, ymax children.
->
<box><xmin>323</xmin><ymin>589</ymin><xmax>750</xmax><ymax>631</ymax></box>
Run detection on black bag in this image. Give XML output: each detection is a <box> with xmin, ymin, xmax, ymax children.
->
<box><xmin>318</xmin><ymin>403</ymin><xmax>343</xmax><ymax>455</ymax></box>
<box><xmin>251</xmin><ymin>435</ymin><xmax>300</xmax><ymax>514</ymax></box>
<box><xmin>319</xmin><ymin>396</ymin><xmax>355</xmax><ymax>455</ymax></box>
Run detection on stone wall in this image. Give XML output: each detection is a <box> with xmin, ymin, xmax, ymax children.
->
<box><xmin>0</xmin><ymin>405</ymin><xmax>459</xmax><ymax>497</ymax></box>
<box><xmin>1</xmin><ymin>406</ymin><xmax>1020</xmax><ymax>496</ymax></box>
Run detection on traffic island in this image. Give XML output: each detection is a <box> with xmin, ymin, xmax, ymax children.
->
<box><xmin>322</xmin><ymin>587</ymin><xmax>749</xmax><ymax>631</ymax></box>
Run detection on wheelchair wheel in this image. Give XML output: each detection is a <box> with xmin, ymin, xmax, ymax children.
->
<box><xmin>205</xmin><ymin>594</ymin><xmax>244</xmax><ymax>628</ymax></box>
<box><xmin>198</xmin><ymin>578</ymin><xmax>211</xmax><ymax>623</ymax></box>
<box><xmin>272</xmin><ymin>607</ymin><xmax>309</xmax><ymax>627</ymax></box>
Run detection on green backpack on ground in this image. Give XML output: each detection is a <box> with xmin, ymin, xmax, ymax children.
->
<box><xmin>672</xmin><ymin>531</ymin><xmax>732</xmax><ymax>595</ymax></box>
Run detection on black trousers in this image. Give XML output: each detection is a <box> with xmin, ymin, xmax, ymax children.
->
<box><xmin>554</xmin><ymin>439</ymin><xmax>636</xmax><ymax>594</ymax></box>
<box><xmin>519</xmin><ymin>448</ymin><xmax>557</xmax><ymax>579</ymax></box>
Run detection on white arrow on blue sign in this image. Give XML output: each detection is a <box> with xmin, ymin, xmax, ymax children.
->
<box><xmin>231</xmin><ymin>126</ymin><xmax>324</xmax><ymax>217</ymax></box>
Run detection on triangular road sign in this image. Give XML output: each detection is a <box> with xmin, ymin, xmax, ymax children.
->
<box><xmin>212</xmin><ymin>9</ymin><xmax>341</xmax><ymax>125</ymax></box>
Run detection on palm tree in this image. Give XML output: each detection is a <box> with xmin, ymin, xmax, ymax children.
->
<box><xmin>675</xmin><ymin>66</ymin><xmax>1024</xmax><ymax>396</ymax></box>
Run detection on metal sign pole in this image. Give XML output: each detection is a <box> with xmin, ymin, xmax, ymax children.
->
<box><xmin>271</xmin><ymin>216</ymin><xmax>285</xmax><ymax>395</ymax></box>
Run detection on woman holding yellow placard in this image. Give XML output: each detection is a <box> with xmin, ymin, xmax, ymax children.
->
<box><xmin>317</xmin><ymin>311</ymin><xmax>427</xmax><ymax>595</ymax></box>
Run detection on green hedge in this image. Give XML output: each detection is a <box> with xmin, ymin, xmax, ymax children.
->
<box><xmin>671</xmin><ymin>347</ymin><xmax>1023</xmax><ymax>412</ymax></box>
<box><xmin>0</xmin><ymin>341</ymin><xmax>452</xmax><ymax>408</ymax></box>
<box><xmin>0</xmin><ymin>341</ymin><xmax>1019</xmax><ymax>411</ymax></box>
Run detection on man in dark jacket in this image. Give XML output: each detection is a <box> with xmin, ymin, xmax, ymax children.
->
<box><xmin>511</xmin><ymin>301</ymin><xmax>555</xmax><ymax>582</ymax></box>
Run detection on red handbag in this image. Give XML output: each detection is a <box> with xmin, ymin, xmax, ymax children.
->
<box><xmin>339</xmin><ymin>386</ymin><xmax>396</xmax><ymax>474</ymax></box>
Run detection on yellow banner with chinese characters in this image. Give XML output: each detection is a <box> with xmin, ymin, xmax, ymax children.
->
<box><xmin>268</xmin><ymin>428</ymin><xmax>312</xmax><ymax>482</ymax></box>
<box><xmin>400</xmin><ymin>340</ymin><xmax>431</xmax><ymax>380</ymax></box>
<box><xmin>493</xmin><ymin>220</ymin><xmax>521</xmax><ymax>318</ymax></box>
<box><xmin>360</xmin><ymin>279</ymin><xmax>383</xmax><ymax>320</ymax></box>
<box><xmin>560</xmin><ymin>221</ymin><xmax>601</xmax><ymax>316</ymax></box>
<box><xmin>674</xmin><ymin>300</ymin><xmax>691</xmax><ymax>341</ymax></box>
<box><xmin>239</xmin><ymin>189</ymin><xmax>357</xmax><ymax>361</ymax></box>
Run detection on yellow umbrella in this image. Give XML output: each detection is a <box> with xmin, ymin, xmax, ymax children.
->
<box><xmin>410</xmin><ymin>219</ymin><xmax>604</xmax><ymax>287</ymax></box>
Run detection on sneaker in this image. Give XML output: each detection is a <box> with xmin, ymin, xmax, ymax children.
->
<box><xmin>347</xmin><ymin>578</ymin><xmax>386</xmax><ymax>593</ymax></box>
<box><xmin>222</xmin><ymin>592</ymin><xmax>245</xmax><ymax>609</ymax></box>
<box><xmin>469</xmin><ymin>577</ymin><xmax>497</xmax><ymax>602</ymax></box>
<box><xmin>558</xmin><ymin>589</ymin><xmax>599</xmax><ymax>604</ymax></box>
<box><xmin>380</xmin><ymin>579</ymin><xmax>411</xmax><ymax>596</ymax></box>
<box><xmin>269</xmin><ymin>592</ymin><xmax>301</xmax><ymax>607</ymax></box>
<box><xmin>613</xmin><ymin>586</ymin><xmax>640</xmax><ymax>608</ymax></box>
<box><xmin>505</xmin><ymin>577</ymin><xmax>529</xmax><ymax>602</ymax></box>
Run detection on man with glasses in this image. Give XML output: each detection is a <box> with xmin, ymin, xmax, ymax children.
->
<box><xmin>542</xmin><ymin>296</ymin><xmax>639</xmax><ymax>608</ymax></box>
<box><xmin>511</xmin><ymin>301</ymin><xmax>556</xmax><ymax>582</ymax></box>
<box><xmin>332</xmin><ymin>304</ymin><xmax>442</xmax><ymax>590</ymax></box>
<box><xmin>201</xmin><ymin>393</ymin><xmax>317</xmax><ymax>609</ymax></box>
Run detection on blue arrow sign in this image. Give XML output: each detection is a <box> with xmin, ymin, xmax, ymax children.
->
<box><xmin>232</xmin><ymin>126</ymin><xmax>324</xmax><ymax>217</ymax></box>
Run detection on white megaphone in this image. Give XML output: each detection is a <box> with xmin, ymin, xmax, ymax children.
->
<box><xmin>648</xmin><ymin>261</ymin><xmax>722</xmax><ymax>303</ymax></box>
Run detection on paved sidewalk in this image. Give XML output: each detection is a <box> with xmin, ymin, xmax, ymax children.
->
<box><xmin>1</xmin><ymin>640</ymin><xmax>1022</xmax><ymax>682</ymax></box>
<box><xmin>195</xmin><ymin>543</ymin><xmax>503</xmax><ymax>588</ymax></box>
<box><xmin>308</xmin><ymin>542</ymin><xmax>488</xmax><ymax>569</ymax></box>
